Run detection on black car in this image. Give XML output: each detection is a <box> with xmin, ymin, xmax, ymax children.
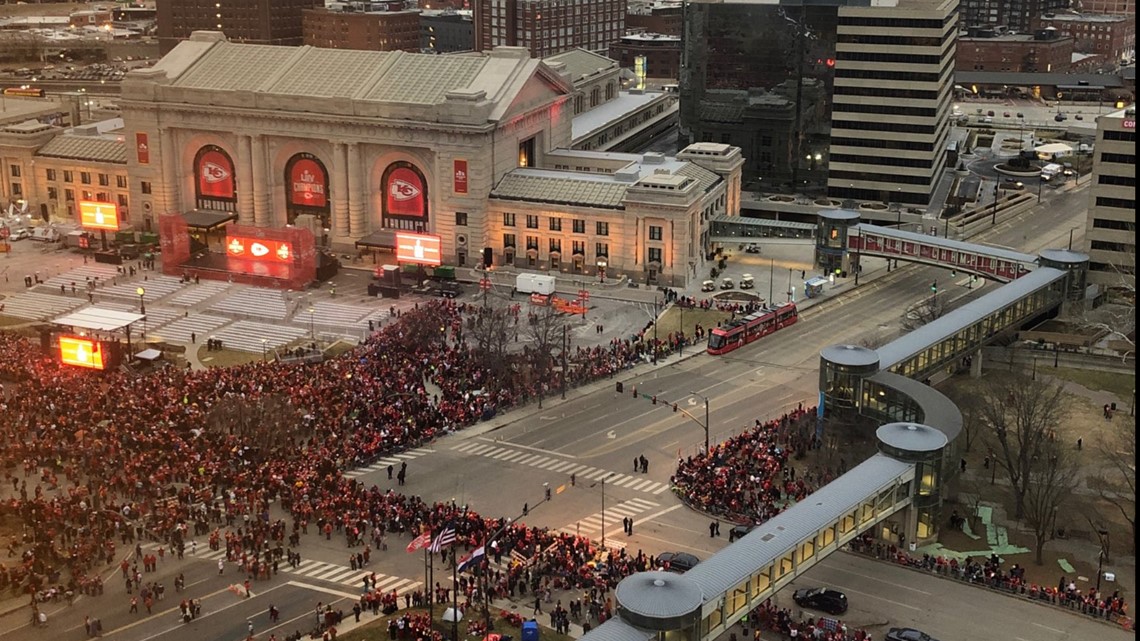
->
<box><xmin>792</xmin><ymin>587</ymin><xmax>848</xmax><ymax>615</ymax></box>
<box><xmin>436</xmin><ymin>281</ymin><xmax>463</xmax><ymax>299</ymax></box>
<box><xmin>886</xmin><ymin>628</ymin><xmax>939</xmax><ymax>641</ymax></box>
<box><xmin>656</xmin><ymin>552</ymin><xmax>700</xmax><ymax>573</ymax></box>
<box><xmin>728</xmin><ymin>525</ymin><xmax>754</xmax><ymax>542</ymax></box>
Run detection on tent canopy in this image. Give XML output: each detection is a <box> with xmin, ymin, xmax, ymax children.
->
<box><xmin>52</xmin><ymin>307</ymin><xmax>145</xmax><ymax>332</ymax></box>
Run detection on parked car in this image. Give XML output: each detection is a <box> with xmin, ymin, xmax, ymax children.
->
<box><xmin>793</xmin><ymin>587</ymin><xmax>848</xmax><ymax>615</ymax></box>
<box><xmin>8</xmin><ymin>227</ymin><xmax>29</xmax><ymax>241</ymax></box>
<box><xmin>982</xmin><ymin>116</ymin><xmax>993</xmax><ymax>124</ymax></box>
<box><xmin>740</xmin><ymin>274</ymin><xmax>754</xmax><ymax>289</ymax></box>
<box><xmin>701</xmin><ymin>280</ymin><xmax>716</xmax><ymax>292</ymax></box>
<box><xmin>728</xmin><ymin>525</ymin><xmax>754</xmax><ymax>542</ymax></box>
<box><xmin>656</xmin><ymin>552</ymin><xmax>700</xmax><ymax>573</ymax></box>
<box><xmin>1016</xmin><ymin>112</ymin><xmax>1024</xmax><ymax>118</ymax></box>
<box><xmin>886</xmin><ymin>628</ymin><xmax>939</xmax><ymax>641</ymax></box>
<box><xmin>744</xmin><ymin>243</ymin><xmax>761</xmax><ymax>254</ymax></box>
<box><xmin>1003</xmin><ymin>111</ymin><xmax>1011</xmax><ymax>117</ymax></box>
<box><xmin>1054</xmin><ymin>113</ymin><xmax>1067</xmax><ymax>122</ymax></box>
<box><xmin>1074</xmin><ymin>113</ymin><xmax>1084</xmax><ymax>120</ymax></box>
<box><xmin>986</xmin><ymin>110</ymin><xmax>995</xmax><ymax>116</ymax></box>
<box><xmin>436</xmin><ymin>281</ymin><xmax>463</xmax><ymax>299</ymax></box>
<box><xmin>720</xmin><ymin>277</ymin><xmax>735</xmax><ymax>290</ymax></box>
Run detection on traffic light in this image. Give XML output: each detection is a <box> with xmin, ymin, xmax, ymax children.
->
<box><xmin>616</xmin><ymin>381</ymin><xmax>624</xmax><ymax>394</ymax></box>
<box><xmin>651</xmin><ymin>395</ymin><xmax>657</xmax><ymax>405</ymax></box>
<box><xmin>673</xmin><ymin>403</ymin><xmax>678</xmax><ymax>412</ymax></box>
<box><xmin>482</xmin><ymin>247</ymin><xmax>493</xmax><ymax>268</ymax></box>
<box><xmin>931</xmin><ymin>281</ymin><xmax>938</xmax><ymax>293</ymax></box>
<box><xmin>632</xmin><ymin>387</ymin><xmax>638</xmax><ymax>398</ymax></box>
<box><xmin>544</xmin><ymin>486</ymin><xmax>552</xmax><ymax>501</ymax></box>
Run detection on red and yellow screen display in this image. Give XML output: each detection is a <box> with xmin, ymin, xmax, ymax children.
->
<box><xmin>79</xmin><ymin>201</ymin><xmax>120</xmax><ymax>231</ymax></box>
<box><xmin>225</xmin><ymin>235</ymin><xmax>294</xmax><ymax>263</ymax></box>
<box><xmin>395</xmin><ymin>232</ymin><xmax>442</xmax><ymax>266</ymax></box>
<box><xmin>59</xmin><ymin>336</ymin><xmax>105</xmax><ymax>370</ymax></box>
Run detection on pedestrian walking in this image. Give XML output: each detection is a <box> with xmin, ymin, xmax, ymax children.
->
<box><xmin>218</xmin><ymin>559</ymin><xmax>225</xmax><ymax>574</ymax></box>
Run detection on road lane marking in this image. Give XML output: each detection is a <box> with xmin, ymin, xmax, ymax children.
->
<box><xmin>474</xmin><ymin>436</ymin><xmax>578</xmax><ymax>458</ymax></box>
<box><xmin>828</xmin><ymin>563</ymin><xmax>932</xmax><ymax>595</ymax></box>
<box><xmin>286</xmin><ymin>580</ymin><xmax>360</xmax><ymax>600</ymax></box>
<box><xmin>822</xmin><ymin>582</ymin><xmax>920</xmax><ymax>612</ymax></box>
<box><xmin>1032</xmin><ymin>622</ymin><xmax>1065</xmax><ymax>633</ymax></box>
<box><xmin>130</xmin><ymin>582</ymin><xmax>290</xmax><ymax>641</ymax></box>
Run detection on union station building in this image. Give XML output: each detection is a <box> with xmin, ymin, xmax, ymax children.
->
<box><xmin>114</xmin><ymin>31</ymin><xmax>743</xmax><ymax>286</ymax></box>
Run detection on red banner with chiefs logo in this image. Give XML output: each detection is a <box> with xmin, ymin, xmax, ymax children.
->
<box><xmin>225</xmin><ymin>235</ymin><xmax>294</xmax><ymax>263</ymax></box>
<box><xmin>288</xmin><ymin>157</ymin><xmax>328</xmax><ymax>208</ymax></box>
<box><xmin>453</xmin><ymin>159</ymin><xmax>468</xmax><ymax>194</ymax></box>
<box><xmin>136</xmin><ymin>133</ymin><xmax>149</xmax><ymax>165</ymax></box>
<box><xmin>197</xmin><ymin>148</ymin><xmax>235</xmax><ymax>200</ymax></box>
<box><xmin>386</xmin><ymin>165</ymin><xmax>427</xmax><ymax>218</ymax></box>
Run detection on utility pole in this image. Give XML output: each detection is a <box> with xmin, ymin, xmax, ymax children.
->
<box><xmin>561</xmin><ymin>324</ymin><xmax>568</xmax><ymax>400</ymax></box>
<box><xmin>652</xmin><ymin>294</ymin><xmax>659</xmax><ymax>365</ymax></box>
<box><xmin>768</xmin><ymin>258</ymin><xmax>775</xmax><ymax>303</ymax></box>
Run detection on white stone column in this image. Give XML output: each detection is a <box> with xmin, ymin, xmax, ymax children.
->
<box><xmin>331</xmin><ymin>142</ymin><xmax>350</xmax><ymax>239</ymax></box>
<box><xmin>251</xmin><ymin>134</ymin><xmax>270</xmax><ymax>227</ymax></box>
<box><xmin>236</xmin><ymin>135</ymin><xmax>255</xmax><ymax>225</ymax></box>
<box><xmin>159</xmin><ymin>129</ymin><xmax>179</xmax><ymax>214</ymax></box>
<box><xmin>347</xmin><ymin>142</ymin><xmax>365</xmax><ymax>237</ymax></box>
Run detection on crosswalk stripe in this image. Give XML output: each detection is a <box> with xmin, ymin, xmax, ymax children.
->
<box><xmin>392</xmin><ymin>453</ymin><xmax>418</xmax><ymax>460</ymax></box>
<box><xmin>612</xmin><ymin>476</ymin><xmax>639</xmax><ymax>488</ymax></box>
<box><xmin>500</xmin><ymin>451</ymin><xmax>527</xmax><ymax>462</ymax></box>
<box><xmin>468</xmin><ymin>444</ymin><xmax>494</xmax><ymax>455</ymax></box>
<box><xmin>576</xmin><ymin>467</ymin><xmax>597</xmax><ymax>478</ymax></box>
<box><xmin>291</xmin><ymin>560</ymin><xmax>322</xmax><ymax>573</ymax></box>
<box><xmin>565</xmin><ymin>464</ymin><xmax>588</xmax><ymax>475</ymax></box>
<box><xmin>300</xmin><ymin>564</ymin><xmax>339</xmax><ymax>578</ymax></box>
<box><xmin>527</xmin><ymin>456</ymin><xmax>550</xmax><ymax>467</ymax></box>
<box><xmin>629</xmin><ymin>498</ymin><xmax>659</xmax><ymax>509</ymax></box>
<box><xmin>311</xmin><ymin>565</ymin><xmax>353</xmax><ymax>580</ymax></box>
<box><xmin>491</xmin><ymin>449</ymin><xmax>516</xmax><ymax>460</ymax></box>
<box><xmin>653</xmin><ymin>484</ymin><xmax>670</xmax><ymax>495</ymax></box>
<box><xmin>376</xmin><ymin>577</ymin><xmax>410</xmax><ymax>592</ymax></box>
<box><xmin>550</xmin><ymin>461</ymin><xmax>576</xmax><ymax>472</ymax></box>
<box><xmin>324</xmin><ymin>568</ymin><xmax>363</xmax><ymax>583</ymax></box>
<box><xmin>537</xmin><ymin>459</ymin><xmax>563</xmax><ymax>470</ymax></box>
<box><xmin>515</xmin><ymin>454</ymin><xmax>541</xmax><ymax>465</ymax></box>
<box><xmin>583</xmin><ymin>469</ymin><xmax>610</xmax><ymax>481</ymax></box>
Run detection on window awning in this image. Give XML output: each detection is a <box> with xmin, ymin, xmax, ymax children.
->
<box><xmin>182</xmin><ymin>210</ymin><xmax>237</xmax><ymax>229</ymax></box>
<box><xmin>355</xmin><ymin>230</ymin><xmax>397</xmax><ymax>249</ymax></box>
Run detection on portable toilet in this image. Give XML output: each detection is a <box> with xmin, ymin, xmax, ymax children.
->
<box><xmin>521</xmin><ymin>620</ymin><xmax>539</xmax><ymax>641</ymax></box>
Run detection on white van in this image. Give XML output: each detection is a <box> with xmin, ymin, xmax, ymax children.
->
<box><xmin>515</xmin><ymin>273</ymin><xmax>556</xmax><ymax>295</ymax></box>
<box><xmin>30</xmin><ymin>227</ymin><xmax>62</xmax><ymax>242</ymax></box>
<box><xmin>1040</xmin><ymin>163</ymin><xmax>1063</xmax><ymax>181</ymax></box>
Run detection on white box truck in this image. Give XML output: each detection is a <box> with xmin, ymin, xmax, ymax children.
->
<box><xmin>515</xmin><ymin>273</ymin><xmax>556</xmax><ymax>295</ymax></box>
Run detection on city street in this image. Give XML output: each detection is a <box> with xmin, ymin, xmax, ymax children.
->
<box><xmin>0</xmin><ymin>183</ymin><xmax>1110</xmax><ymax>641</ymax></box>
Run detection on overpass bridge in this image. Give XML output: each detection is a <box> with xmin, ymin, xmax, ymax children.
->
<box><xmin>848</xmin><ymin>223</ymin><xmax>1038</xmax><ymax>282</ymax></box>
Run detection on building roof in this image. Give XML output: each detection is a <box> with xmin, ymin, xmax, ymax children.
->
<box><xmin>956</xmin><ymin>71</ymin><xmax>1125</xmax><ymax>88</ymax></box>
<box><xmin>52</xmin><ymin>307</ymin><xmax>145</xmax><ymax>332</ymax></box>
<box><xmin>493</xmin><ymin>149</ymin><xmax>720</xmax><ymax>209</ymax></box>
<box><xmin>543</xmin><ymin>48</ymin><xmax>617</xmax><ymax>81</ymax></box>
<box><xmin>867</xmin><ymin>371</ymin><xmax>963</xmax><ymax>443</ymax></box>
<box><xmin>615</xmin><ymin>572</ymin><xmax>703</xmax><ymax>621</ymax></box>
<box><xmin>876</xmin><ymin>422</ymin><xmax>948</xmax><ymax>453</ymax></box>
<box><xmin>875</xmin><ymin>267</ymin><xmax>1068</xmax><ymax>371</ymax></box>
<box><xmin>1041</xmin><ymin>12</ymin><xmax>1130</xmax><ymax>21</ymax></box>
<box><xmin>573</xmin><ymin>91</ymin><xmax>674</xmax><ymax>141</ymax></box>
<box><xmin>682</xmin><ymin>453</ymin><xmax>914</xmax><ymax>599</ymax></box>
<box><xmin>36</xmin><ymin>134</ymin><xmax>127</xmax><ymax>164</ymax></box>
<box><xmin>136</xmin><ymin>33</ymin><xmax>570</xmax><ymax>124</ymax></box>
<box><xmin>575</xmin><ymin>619</ymin><xmax>654</xmax><ymax>641</ymax></box>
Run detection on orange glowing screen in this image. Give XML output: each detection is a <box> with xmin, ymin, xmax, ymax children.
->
<box><xmin>395</xmin><ymin>232</ymin><xmax>442</xmax><ymax>266</ymax></box>
<box><xmin>59</xmin><ymin>336</ymin><xmax>105</xmax><ymax>370</ymax></box>
<box><xmin>79</xmin><ymin>201</ymin><xmax>120</xmax><ymax>231</ymax></box>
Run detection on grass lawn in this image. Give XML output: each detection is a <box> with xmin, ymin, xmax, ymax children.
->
<box><xmin>196</xmin><ymin>347</ymin><xmax>265</xmax><ymax>368</ymax></box>
<box><xmin>1045</xmin><ymin>367</ymin><xmax>1135</xmax><ymax>401</ymax></box>
<box><xmin>340</xmin><ymin>605</ymin><xmax>574</xmax><ymax>641</ymax></box>
<box><xmin>655</xmin><ymin>306</ymin><xmax>733</xmax><ymax>340</ymax></box>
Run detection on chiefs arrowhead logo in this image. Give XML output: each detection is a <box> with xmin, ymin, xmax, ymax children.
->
<box><xmin>250</xmin><ymin>242</ymin><xmax>270</xmax><ymax>258</ymax></box>
<box><xmin>202</xmin><ymin>162</ymin><xmax>230</xmax><ymax>184</ymax></box>
<box><xmin>390</xmin><ymin>179</ymin><xmax>421</xmax><ymax>202</ymax></box>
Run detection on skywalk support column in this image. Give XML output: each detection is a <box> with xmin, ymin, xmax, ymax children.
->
<box><xmin>970</xmin><ymin>348</ymin><xmax>982</xmax><ymax>378</ymax></box>
<box><xmin>347</xmin><ymin>142</ymin><xmax>365</xmax><ymax>237</ymax></box>
<box><xmin>331</xmin><ymin>142</ymin><xmax>350</xmax><ymax>239</ymax></box>
<box><xmin>251</xmin><ymin>134</ymin><xmax>270</xmax><ymax>227</ymax></box>
<box><xmin>237</xmin><ymin>135</ymin><xmax>255</xmax><ymax>225</ymax></box>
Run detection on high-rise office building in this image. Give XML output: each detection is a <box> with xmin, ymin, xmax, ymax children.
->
<box><xmin>1083</xmin><ymin>105</ymin><xmax>1136</xmax><ymax>289</ymax></box>
<box><xmin>473</xmin><ymin>0</ymin><xmax>624</xmax><ymax>58</ymax></box>
<box><xmin>829</xmin><ymin>0</ymin><xmax>958</xmax><ymax>206</ymax></box>
<box><xmin>680</xmin><ymin>0</ymin><xmax>957</xmax><ymax>205</ymax></box>
<box><xmin>158</xmin><ymin>0</ymin><xmax>322</xmax><ymax>54</ymax></box>
<box><xmin>959</xmin><ymin>0</ymin><xmax>1066</xmax><ymax>34</ymax></box>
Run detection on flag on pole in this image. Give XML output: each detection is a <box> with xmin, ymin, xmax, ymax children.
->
<box><xmin>406</xmin><ymin>532</ymin><xmax>431</xmax><ymax>553</ymax></box>
<box><xmin>428</xmin><ymin>525</ymin><xmax>457</xmax><ymax>552</ymax></box>
<box><xmin>456</xmin><ymin>545</ymin><xmax>485</xmax><ymax>573</ymax></box>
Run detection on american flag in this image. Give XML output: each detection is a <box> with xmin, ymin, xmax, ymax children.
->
<box><xmin>428</xmin><ymin>525</ymin><xmax>456</xmax><ymax>552</ymax></box>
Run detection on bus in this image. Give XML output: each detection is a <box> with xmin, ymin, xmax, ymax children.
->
<box><xmin>3</xmin><ymin>87</ymin><xmax>46</xmax><ymax>98</ymax></box>
<box><xmin>706</xmin><ymin>302</ymin><xmax>798</xmax><ymax>355</ymax></box>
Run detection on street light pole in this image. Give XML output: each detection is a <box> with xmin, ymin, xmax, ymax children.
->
<box><xmin>308</xmin><ymin>307</ymin><xmax>315</xmax><ymax>341</ymax></box>
<box><xmin>991</xmin><ymin>183</ymin><xmax>999</xmax><ymax>225</ymax></box>
<box><xmin>594</xmin><ymin>472</ymin><xmax>616</xmax><ymax>549</ymax></box>
<box><xmin>652</xmin><ymin>294</ymin><xmax>659</xmax><ymax>365</ymax></box>
<box><xmin>137</xmin><ymin>287</ymin><xmax>146</xmax><ymax>315</ymax></box>
<box><xmin>690</xmin><ymin>390</ymin><xmax>710</xmax><ymax>454</ymax></box>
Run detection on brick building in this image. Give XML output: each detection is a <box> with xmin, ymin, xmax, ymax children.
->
<box><xmin>1035</xmin><ymin>13</ymin><xmax>1136</xmax><ymax>62</ymax></box>
<box><xmin>473</xmin><ymin>0</ymin><xmax>624</xmax><ymax>58</ymax></box>
<box><xmin>625</xmin><ymin>2</ymin><xmax>682</xmax><ymax>37</ymax></box>
<box><xmin>957</xmin><ymin>27</ymin><xmax>1073</xmax><ymax>72</ymax></box>
<box><xmin>158</xmin><ymin>0</ymin><xmax>322</xmax><ymax>54</ymax></box>
<box><xmin>1073</xmin><ymin>0</ymin><xmax>1134</xmax><ymax>15</ymax></box>
<box><xmin>608</xmin><ymin>33</ymin><xmax>681</xmax><ymax>81</ymax></box>
<box><xmin>303</xmin><ymin>3</ymin><xmax>421</xmax><ymax>52</ymax></box>
<box><xmin>959</xmin><ymin>0</ymin><xmax>1067</xmax><ymax>34</ymax></box>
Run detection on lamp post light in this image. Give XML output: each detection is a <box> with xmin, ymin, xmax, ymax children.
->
<box><xmin>690</xmin><ymin>391</ymin><xmax>710</xmax><ymax>455</ymax></box>
<box><xmin>136</xmin><ymin>286</ymin><xmax>145</xmax><ymax>315</ymax></box>
<box><xmin>591</xmin><ymin>473</ymin><xmax>616</xmax><ymax>549</ymax></box>
<box><xmin>991</xmin><ymin>183</ymin><xmax>999</xmax><ymax>225</ymax></box>
<box><xmin>308</xmin><ymin>307</ymin><xmax>315</xmax><ymax>340</ymax></box>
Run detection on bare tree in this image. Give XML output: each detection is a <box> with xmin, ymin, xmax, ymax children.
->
<box><xmin>469</xmin><ymin>302</ymin><xmax>518</xmax><ymax>380</ymax></box>
<box><xmin>902</xmin><ymin>292</ymin><xmax>946</xmax><ymax>331</ymax></box>
<box><xmin>524</xmin><ymin>302</ymin><xmax>568</xmax><ymax>409</ymax></box>
<box><xmin>205</xmin><ymin>393</ymin><xmax>304</xmax><ymax>462</ymax></box>
<box><xmin>1021</xmin><ymin>440</ymin><xmax>1080</xmax><ymax>565</ymax></box>
<box><xmin>944</xmin><ymin>380</ymin><xmax>985</xmax><ymax>453</ymax></box>
<box><xmin>1092</xmin><ymin>427</ymin><xmax>1136</xmax><ymax>553</ymax></box>
<box><xmin>978</xmin><ymin>372</ymin><xmax>1070</xmax><ymax>519</ymax></box>
<box><xmin>1081</xmin><ymin>273</ymin><xmax>1135</xmax><ymax>363</ymax></box>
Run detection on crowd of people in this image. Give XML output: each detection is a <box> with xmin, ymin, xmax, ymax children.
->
<box><xmin>848</xmin><ymin>534</ymin><xmax>1131</xmax><ymax>628</ymax></box>
<box><xmin>671</xmin><ymin>406</ymin><xmax>821</xmax><ymax>524</ymax></box>
<box><xmin>0</xmin><ymin>298</ymin><xmax>739</xmax><ymax>611</ymax></box>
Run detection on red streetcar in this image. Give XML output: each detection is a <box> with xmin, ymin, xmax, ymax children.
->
<box><xmin>706</xmin><ymin>302</ymin><xmax>799</xmax><ymax>355</ymax></box>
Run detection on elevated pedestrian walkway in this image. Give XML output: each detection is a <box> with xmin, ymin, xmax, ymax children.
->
<box><xmin>849</xmin><ymin>223</ymin><xmax>1038</xmax><ymax>282</ymax></box>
